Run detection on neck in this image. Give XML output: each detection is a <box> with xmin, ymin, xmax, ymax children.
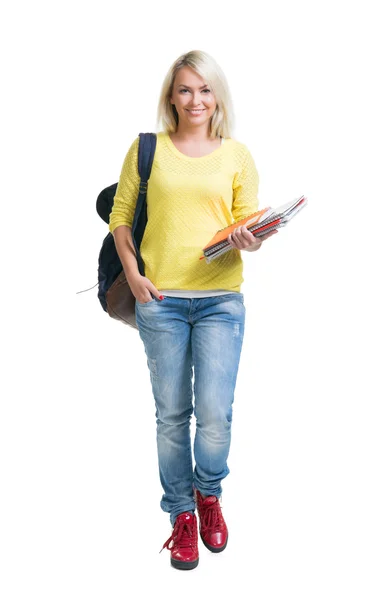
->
<box><xmin>174</xmin><ymin>122</ymin><xmax>214</xmax><ymax>141</ymax></box>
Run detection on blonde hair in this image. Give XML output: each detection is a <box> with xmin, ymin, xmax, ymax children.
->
<box><xmin>156</xmin><ymin>50</ymin><xmax>235</xmax><ymax>139</ymax></box>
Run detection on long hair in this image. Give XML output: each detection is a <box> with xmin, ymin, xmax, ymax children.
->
<box><xmin>156</xmin><ymin>50</ymin><xmax>235</xmax><ymax>139</ymax></box>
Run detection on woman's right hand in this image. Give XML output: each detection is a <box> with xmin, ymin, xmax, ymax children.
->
<box><xmin>126</xmin><ymin>274</ymin><xmax>164</xmax><ymax>304</ymax></box>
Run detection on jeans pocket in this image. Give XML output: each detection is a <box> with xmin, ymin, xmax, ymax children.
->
<box><xmin>136</xmin><ymin>297</ymin><xmax>155</xmax><ymax>306</ymax></box>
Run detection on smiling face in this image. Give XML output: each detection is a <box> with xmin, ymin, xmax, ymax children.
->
<box><xmin>170</xmin><ymin>66</ymin><xmax>217</xmax><ymax>130</ymax></box>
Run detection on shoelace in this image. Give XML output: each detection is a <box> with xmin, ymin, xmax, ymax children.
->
<box><xmin>200</xmin><ymin>499</ymin><xmax>226</xmax><ymax>534</ymax></box>
<box><xmin>160</xmin><ymin>519</ymin><xmax>196</xmax><ymax>553</ymax></box>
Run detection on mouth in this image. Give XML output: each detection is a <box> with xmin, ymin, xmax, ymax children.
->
<box><xmin>186</xmin><ymin>109</ymin><xmax>206</xmax><ymax>115</ymax></box>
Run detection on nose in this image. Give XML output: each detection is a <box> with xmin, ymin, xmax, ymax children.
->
<box><xmin>193</xmin><ymin>92</ymin><xmax>203</xmax><ymax>106</ymax></box>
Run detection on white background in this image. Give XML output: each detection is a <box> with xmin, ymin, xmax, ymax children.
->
<box><xmin>1</xmin><ymin>0</ymin><xmax>389</xmax><ymax>598</ymax></box>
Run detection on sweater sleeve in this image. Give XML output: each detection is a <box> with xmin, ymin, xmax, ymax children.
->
<box><xmin>232</xmin><ymin>147</ymin><xmax>260</xmax><ymax>223</ymax></box>
<box><xmin>108</xmin><ymin>136</ymin><xmax>141</xmax><ymax>233</ymax></box>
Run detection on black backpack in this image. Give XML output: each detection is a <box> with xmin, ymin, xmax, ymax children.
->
<box><xmin>96</xmin><ymin>132</ymin><xmax>157</xmax><ymax>315</ymax></box>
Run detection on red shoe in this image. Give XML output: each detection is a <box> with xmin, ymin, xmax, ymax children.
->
<box><xmin>161</xmin><ymin>512</ymin><xmax>199</xmax><ymax>570</ymax></box>
<box><xmin>195</xmin><ymin>489</ymin><xmax>228</xmax><ymax>553</ymax></box>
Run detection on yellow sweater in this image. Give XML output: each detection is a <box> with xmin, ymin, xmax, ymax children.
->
<box><xmin>108</xmin><ymin>131</ymin><xmax>260</xmax><ymax>293</ymax></box>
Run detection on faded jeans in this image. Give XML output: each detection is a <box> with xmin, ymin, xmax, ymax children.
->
<box><xmin>135</xmin><ymin>293</ymin><xmax>246</xmax><ymax>525</ymax></box>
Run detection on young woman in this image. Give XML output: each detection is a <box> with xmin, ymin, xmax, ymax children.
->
<box><xmin>109</xmin><ymin>50</ymin><xmax>277</xmax><ymax>570</ymax></box>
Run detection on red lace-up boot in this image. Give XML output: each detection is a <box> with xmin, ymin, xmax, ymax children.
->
<box><xmin>161</xmin><ymin>512</ymin><xmax>199</xmax><ymax>570</ymax></box>
<box><xmin>195</xmin><ymin>489</ymin><xmax>228</xmax><ymax>552</ymax></box>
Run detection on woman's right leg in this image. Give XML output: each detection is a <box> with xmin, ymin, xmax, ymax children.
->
<box><xmin>135</xmin><ymin>296</ymin><xmax>195</xmax><ymax>526</ymax></box>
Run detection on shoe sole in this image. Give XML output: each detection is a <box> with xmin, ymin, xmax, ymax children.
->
<box><xmin>200</xmin><ymin>533</ymin><xmax>228</xmax><ymax>553</ymax></box>
<box><xmin>171</xmin><ymin>557</ymin><xmax>199</xmax><ymax>570</ymax></box>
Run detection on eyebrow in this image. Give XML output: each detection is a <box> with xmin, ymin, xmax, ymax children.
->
<box><xmin>177</xmin><ymin>84</ymin><xmax>209</xmax><ymax>89</ymax></box>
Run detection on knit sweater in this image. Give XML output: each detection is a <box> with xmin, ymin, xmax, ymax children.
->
<box><xmin>108</xmin><ymin>131</ymin><xmax>260</xmax><ymax>294</ymax></box>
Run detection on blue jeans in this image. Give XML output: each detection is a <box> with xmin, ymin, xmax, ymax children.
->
<box><xmin>135</xmin><ymin>293</ymin><xmax>246</xmax><ymax>525</ymax></box>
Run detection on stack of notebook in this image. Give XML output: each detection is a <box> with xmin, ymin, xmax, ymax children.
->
<box><xmin>200</xmin><ymin>195</ymin><xmax>308</xmax><ymax>263</ymax></box>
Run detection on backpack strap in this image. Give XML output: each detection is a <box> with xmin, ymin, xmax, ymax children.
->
<box><xmin>132</xmin><ymin>132</ymin><xmax>157</xmax><ymax>231</ymax></box>
<box><xmin>131</xmin><ymin>132</ymin><xmax>157</xmax><ymax>276</ymax></box>
<box><xmin>137</xmin><ymin>132</ymin><xmax>157</xmax><ymax>191</ymax></box>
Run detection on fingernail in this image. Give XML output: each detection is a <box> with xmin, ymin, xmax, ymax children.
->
<box><xmin>159</xmin><ymin>295</ymin><xmax>164</xmax><ymax>300</ymax></box>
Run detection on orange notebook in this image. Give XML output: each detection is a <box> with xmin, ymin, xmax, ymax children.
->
<box><xmin>202</xmin><ymin>208</ymin><xmax>271</xmax><ymax>250</ymax></box>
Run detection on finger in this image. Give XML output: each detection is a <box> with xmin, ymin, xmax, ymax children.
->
<box><xmin>232</xmin><ymin>227</ymin><xmax>246</xmax><ymax>247</ymax></box>
<box><xmin>227</xmin><ymin>233</ymin><xmax>236</xmax><ymax>246</ymax></box>
<box><xmin>152</xmin><ymin>285</ymin><xmax>164</xmax><ymax>300</ymax></box>
<box><xmin>238</xmin><ymin>227</ymin><xmax>255</xmax><ymax>248</ymax></box>
<box><xmin>242</xmin><ymin>228</ymin><xmax>257</xmax><ymax>243</ymax></box>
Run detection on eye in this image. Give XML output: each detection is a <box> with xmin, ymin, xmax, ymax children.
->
<box><xmin>179</xmin><ymin>89</ymin><xmax>211</xmax><ymax>93</ymax></box>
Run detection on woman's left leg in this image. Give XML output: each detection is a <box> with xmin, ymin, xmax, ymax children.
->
<box><xmin>190</xmin><ymin>293</ymin><xmax>246</xmax><ymax>497</ymax></box>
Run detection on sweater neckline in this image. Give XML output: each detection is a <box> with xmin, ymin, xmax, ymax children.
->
<box><xmin>163</xmin><ymin>132</ymin><xmax>226</xmax><ymax>160</ymax></box>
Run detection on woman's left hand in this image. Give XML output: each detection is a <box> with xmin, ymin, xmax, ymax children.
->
<box><xmin>227</xmin><ymin>225</ymin><xmax>278</xmax><ymax>252</ymax></box>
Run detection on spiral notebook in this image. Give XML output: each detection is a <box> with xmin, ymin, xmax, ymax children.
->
<box><xmin>200</xmin><ymin>195</ymin><xmax>307</xmax><ymax>263</ymax></box>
